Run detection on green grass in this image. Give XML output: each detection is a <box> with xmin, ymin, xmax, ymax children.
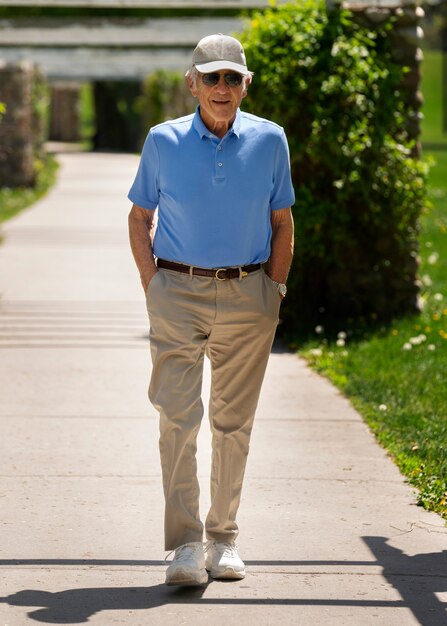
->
<box><xmin>298</xmin><ymin>50</ymin><xmax>447</xmax><ymax>519</ymax></box>
<box><xmin>0</xmin><ymin>155</ymin><xmax>59</xmax><ymax>224</ymax></box>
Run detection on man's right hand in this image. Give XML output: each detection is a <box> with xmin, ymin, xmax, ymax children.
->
<box><xmin>128</xmin><ymin>204</ymin><xmax>158</xmax><ymax>295</ymax></box>
<box><xmin>143</xmin><ymin>269</ymin><xmax>158</xmax><ymax>294</ymax></box>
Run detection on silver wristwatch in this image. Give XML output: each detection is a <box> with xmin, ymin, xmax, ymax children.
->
<box><xmin>272</xmin><ymin>281</ymin><xmax>287</xmax><ymax>297</ymax></box>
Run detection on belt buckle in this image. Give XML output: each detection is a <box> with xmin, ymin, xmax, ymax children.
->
<box><xmin>215</xmin><ymin>268</ymin><xmax>227</xmax><ymax>281</ymax></box>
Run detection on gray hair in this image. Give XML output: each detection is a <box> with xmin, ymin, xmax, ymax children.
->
<box><xmin>185</xmin><ymin>66</ymin><xmax>253</xmax><ymax>89</ymax></box>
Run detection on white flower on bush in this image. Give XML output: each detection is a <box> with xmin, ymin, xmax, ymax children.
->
<box><xmin>422</xmin><ymin>274</ymin><xmax>433</xmax><ymax>287</ymax></box>
<box><xmin>310</xmin><ymin>348</ymin><xmax>323</xmax><ymax>357</ymax></box>
<box><xmin>417</xmin><ymin>295</ymin><xmax>427</xmax><ymax>310</ymax></box>
<box><xmin>315</xmin><ymin>325</ymin><xmax>324</xmax><ymax>334</ymax></box>
<box><xmin>409</xmin><ymin>334</ymin><xmax>427</xmax><ymax>345</ymax></box>
<box><xmin>379</xmin><ymin>404</ymin><xmax>388</xmax><ymax>411</ymax></box>
<box><xmin>428</xmin><ymin>252</ymin><xmax>439</xmax><ymax>265</ymax></box>
<box><xmin>428</xmin><ymin>344</ymin><xmax>436</xmax><ymax>351</ymax></box>
<box><xmin>434</xmin><ymin>293</ymin><xmax>443</xmax><ymax>302</ymax></box>
<box><xmin>403</xmin><ymin>342</ymin><xmax>412</xmax><ymax>350</ymax></box>
<box><xmin>335</xmin><ymin>331</ymin><xmax>347</xmax><ymax>348</ymax></box>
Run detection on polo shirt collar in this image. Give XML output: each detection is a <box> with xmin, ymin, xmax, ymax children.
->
<box><xmin>193</xmin><ymin>106</ymin><xmax>241</xmax><ymax>140</ymax></box>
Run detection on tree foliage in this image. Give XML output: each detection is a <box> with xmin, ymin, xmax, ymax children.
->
<box><xmin>138</xmin><ymin>70</ymin><xmax>196</xmax><ymax>141</ymax></box>
<box><xmin>239</xmin><ymin>0</ymin><xmax>429</xmax><ymax>335</ymax></box>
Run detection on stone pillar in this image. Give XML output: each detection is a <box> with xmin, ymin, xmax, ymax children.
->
<box><xmin>344</xmin><ymin>1</ymin><xmax>424</xmax><ymax>318</ymax></box>
<box><xmin>391</xmin><ymin>2</ymin><xmax>425</xmax><ymax>157</ymax></box>
<box><xmin>49</xmin><ymin>81</ymin><xmax>81</xmax><ymax>142</ymax></box>
<box><xmin>0</xmin><ymin>61</ymin><xmax>40</xmax><ymax>187</ymax></box>
<box><xmin>343</xmin><ymin>1</ymin><xmax>425</xmax><ymax>157</ymax></box>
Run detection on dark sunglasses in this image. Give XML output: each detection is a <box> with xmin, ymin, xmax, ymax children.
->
<box><xmin>201</xmin><ymin>72</ymin><xmax>243</xmax><ymax>87</ymax></box>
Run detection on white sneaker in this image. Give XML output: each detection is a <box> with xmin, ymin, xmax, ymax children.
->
<box><xmin>204</xmin><ymin>541</ymin><xmax>246</xmax><ymax>579</ymax></box>
<box><xmin>165</xmin><ymin>542</ymin><xmax>208</xmax><ymax>586</ymax></box>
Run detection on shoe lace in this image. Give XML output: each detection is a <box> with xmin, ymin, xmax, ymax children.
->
<box><xmin>221</xmin><ymin>542</ymin><xmax>238</xmax><ymax>557</ymax></box>
<box><xmin>165</xmin><ymin>542</ymin><xmax>201</xmax><ymax>563</ymax></box>
<box><xmin>205</xmin><ymin>541</ymin><xmax>238</xmax><ymax>557</ymax></box>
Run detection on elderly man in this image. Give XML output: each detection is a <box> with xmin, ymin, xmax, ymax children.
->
<box><xmin>128</xmin><ymin>33</ymin><xmax>294</xmax><ymax>586</ymax></box>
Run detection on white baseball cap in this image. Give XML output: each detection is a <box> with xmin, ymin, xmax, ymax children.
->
<box><xmin>192</xmin><ymin>33</ymin><xmax>250</xmax><ymax>75</ymax></box>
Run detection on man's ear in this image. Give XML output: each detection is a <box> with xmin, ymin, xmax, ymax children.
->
<box><xmin>242</xmin><ymin>75</ymin><xmax>252</xmax><ymax>99</ymax></box>
<box><xmin>187</xmin><ymin>74</ymin><xmax>198</xmax><ymax>98</ymax></box>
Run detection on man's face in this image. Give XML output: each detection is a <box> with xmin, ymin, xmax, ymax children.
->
<box><xmin>189</xmin><ymin>70</ymin><xmax>250</xmax><ymax>132</ymax></box>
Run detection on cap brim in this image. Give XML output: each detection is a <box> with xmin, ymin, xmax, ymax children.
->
<box><xmin>194</xmin><ymin>60</ymin><xmax>249</xmax><ymax>75</ymax></box>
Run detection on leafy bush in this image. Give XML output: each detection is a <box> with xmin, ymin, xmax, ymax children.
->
<box><xmin>137</xmin><ymin>69</ymin><xmax>196</xmax><ymax>139</ymax></box>
<box><xmin>93</xmin><ymin>81</ymin><xmax>143</xmax><ymax>152</ymax></box>
<box><xmin>0</xmin><ymin>154</ymin><xmax>58</xmax><ymax>223</ymax></box>
<box><xmin>31</xmin><ymin>68</ymin><xmax>50</xmax><ymax>160</ymax></box>
<box><xmin>239</xmin><ymin>0</ymin><xmax>429</xmax><ymax>335</ymax></box>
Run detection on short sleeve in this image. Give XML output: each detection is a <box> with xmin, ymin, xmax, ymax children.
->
<box><xmin>128</xmin><ymin>131</ymin><xmax>160</xmax><ymax>210</ymax></box>
<box><xmin>270</xmin><ymin>130</ymin><xmax>295</xmax><ymax>211</ymax></box>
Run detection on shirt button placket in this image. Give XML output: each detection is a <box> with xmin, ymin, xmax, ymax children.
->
<box><xmin>215</xmin><ymin>144</ymin><xmax>225</xmax><ymax>180</ymax></box>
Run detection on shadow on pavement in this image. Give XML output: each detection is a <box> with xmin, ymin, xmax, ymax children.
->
<box><xmin>363</xmin><ymin>536</ymin><xmax>447</xmax><ymax>626</ymax></box>
<box><xmin>0</xmin><ymin>537</ymin><xmax>446</xmax><ymax>625</ymax></box>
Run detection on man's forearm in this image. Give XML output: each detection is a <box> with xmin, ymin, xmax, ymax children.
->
<box><xmin>128</xmin><ymin>205</ymin><xmax>158</xmax><ymax>292</ymax></box>
<box><xmin>268</xmin><ymin>207</ymin><xmax>294</xmax><ymax>284</ymax></box>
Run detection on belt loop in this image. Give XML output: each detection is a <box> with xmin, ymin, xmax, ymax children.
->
<box><xmin>238</xmin><ymin>266</ymin><xmax>248</xmax><ymax>280</ymax></box>
<box><xmin>189</xmin><ymin>265</ymin><xmax>194</xmax><ymax>280</ymax></box>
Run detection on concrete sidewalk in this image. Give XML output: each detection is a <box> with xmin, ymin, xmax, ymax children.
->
<box><xmin>0</xmin><ymin>151</ymin><xmax>446</xmax><ymax>626</ymax></box>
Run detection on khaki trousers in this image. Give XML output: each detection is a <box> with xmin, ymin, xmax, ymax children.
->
<box><xmin>146</xmin><ymin>267</ymin><xmax>280</xmax><ymax>550</ymax></box>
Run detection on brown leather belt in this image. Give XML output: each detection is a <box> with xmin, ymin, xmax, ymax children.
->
<box><xmin>157</xmin><ymin>258</ymin><xmax>261</xmax><ymax>280</ymax></box>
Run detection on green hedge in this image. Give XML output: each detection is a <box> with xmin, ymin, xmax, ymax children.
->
<box><xmin>31</xmin><ymin>67</ymin><xmax>49</xmax><ymax>162</ymax></box>
<box><xmin>0</xmin><ymin>154</ymin><xmax>58</xmax><ymax>223</ymax></box>
<box><xmin>137</xmin><ymin>70</ymin><xmax>196</xmax><ymax>142</ymax></box>
<box><xmin>90</xmin><ymin>73</ymin><xmax>195</xmax><ymax>152</ymax></box>
<box><xmin>239</xmin><ymin>0</ymin><xmax>429</xmax><ymax>336</ymax></box>
<box><xmin>92</xmin><ymin>81</ymin><xmax>143</xmax><ymax>152</ymax></box>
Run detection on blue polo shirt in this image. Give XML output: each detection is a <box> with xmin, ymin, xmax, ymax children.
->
<box><xmin>128</xmin><ymin>107</ymin><xmax>295</xmax><ymax>268</ymax></box>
